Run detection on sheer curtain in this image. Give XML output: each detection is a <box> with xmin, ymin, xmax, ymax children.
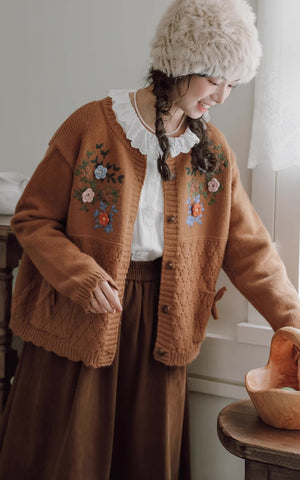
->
<box><xmin>248</xmin><ymin>0</ymin><xmax>300</xmax><ymax>170</ymax></box>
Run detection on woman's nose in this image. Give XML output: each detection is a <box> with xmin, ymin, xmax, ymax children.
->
<box><xmin>212</xmin><ymin>86</ymin><xmax>228</xmax><ymax>104</ymax></box>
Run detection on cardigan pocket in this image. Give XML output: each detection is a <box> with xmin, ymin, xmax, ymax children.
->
<box><xmin>29</xmin><ymin>279</ymin><xmax>76</xmax><ymax>339</ymax></box>
<box><xmin>192</xmin><ymin>289</ymin><xmax>216</xmax><ymax>342</ymax></box>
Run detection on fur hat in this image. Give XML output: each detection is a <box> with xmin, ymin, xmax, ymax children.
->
<box><xmin>150</xmin><ymin>0</ymin><xmax>262</xmax><ymax>83</ymax></box>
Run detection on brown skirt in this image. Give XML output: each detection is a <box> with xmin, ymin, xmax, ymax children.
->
<box><xmin>0</xmin><ymin>259</ymin><xmax>191</xmax><ymax>480</ymax></box>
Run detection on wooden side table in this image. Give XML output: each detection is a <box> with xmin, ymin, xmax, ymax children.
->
<box><xmin>0</xmin><ymin>215</ymin><xmax>22</xmax><ymax>412</ymax></box>
<box><xmin>217</xmin><ymin>400</ymin><xmax>300</xmax><ymax>479</ymax></box>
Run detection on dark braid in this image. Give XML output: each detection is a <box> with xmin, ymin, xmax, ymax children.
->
<box><xmin>187</xmin><ymin>117</ymin><xmax>220</xmax><ymax>173</ymax></box>
<box><xmin>147</xmin><ymin>68</ymin><xmax>220</xmax><ymax>180</ymax></box>
<box><xmin>150</xmin><ymin>69</ymin><xmax>174</xmax><ymax>180</ymax></box>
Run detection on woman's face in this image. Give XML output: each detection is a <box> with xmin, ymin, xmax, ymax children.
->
<box><xmin>173</xmin><ymin>75</ymin><xmax>237</xmax><ymax>119</ymax></box>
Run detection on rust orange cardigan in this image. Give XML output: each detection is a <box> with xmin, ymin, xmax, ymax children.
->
<box><xmin>9</xmin><ymin>98</ymin><xmax>300</xmax><ymax>367</ymax></box>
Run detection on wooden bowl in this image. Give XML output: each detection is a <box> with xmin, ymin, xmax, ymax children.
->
<box><xmin>246</xmin><ymin>326</ymin><xmax>300</xmax><ymax>429</ymax></box>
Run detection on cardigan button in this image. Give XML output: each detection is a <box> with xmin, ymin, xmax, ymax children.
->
<box><xmin>157</xmin><ymin>348</ymin><xmax>166</xmax><ymax>357</ymax></box>
<box><xmin>162</xmin><ymin>305</ymin><xmax>170</xmax><ymax>314</ymax></box>
<box><xmin>167</xmin><ymin>215</ymin><xmax>177</xmax><ymax>224</ymax></box>
<box><xmin>166</xmin><ymin>261</ymin><xmax>175</xmax><ymax>270</ymax></box>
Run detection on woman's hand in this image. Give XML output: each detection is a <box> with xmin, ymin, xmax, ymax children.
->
<box><xmin>89</xmin><ymin>281</ymin><xmax>122</xmax><ymax>314</ymax></box>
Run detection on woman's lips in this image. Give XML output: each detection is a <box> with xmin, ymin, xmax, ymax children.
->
<box><xmin>197</xmin><ymin>101</ymin><xmax>210</xmax><ymax>113</ymax></box>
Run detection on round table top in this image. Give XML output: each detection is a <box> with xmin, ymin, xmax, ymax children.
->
<box><xmin>217</xmin><ymin>400</ymin><xmax>300</xmax><ymax>471</ymax></box>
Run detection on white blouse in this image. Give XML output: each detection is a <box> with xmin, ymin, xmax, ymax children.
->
<box><xmin>109</xmin><ymin>89</ymin><xmax>200</xmax><ymax>261</ymax></box>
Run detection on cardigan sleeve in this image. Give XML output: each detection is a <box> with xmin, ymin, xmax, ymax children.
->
<box><xmin>222</xmin><ymin>150</ymin><xmax>300</xmax><ymax>331</ymax></box>
<box><xmin>11</xmin><ymin>144</ymin><xmax>117</xmax><ymax>313</ymax></box>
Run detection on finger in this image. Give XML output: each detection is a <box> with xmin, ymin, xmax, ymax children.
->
<box><xmin>92</xmin><ymin>286</ymin><xmax>115</xmax><ymax>313</ymax></box>
<box><xmin>90</xmin><ymin>296</ymin><xmax>107</xmax><ymax>314</ymax></box>
<box><xmin>100</xmin><ymin>281</ymin><xmax>122</xmax><ymax>312</ymax></box>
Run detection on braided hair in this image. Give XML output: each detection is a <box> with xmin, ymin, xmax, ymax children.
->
<box><xmin>147</xmin><ymin>68</ymin><xmax>220</xmax><ymax>181</ymax></box>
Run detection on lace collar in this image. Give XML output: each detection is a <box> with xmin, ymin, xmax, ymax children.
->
<box><xmin>109</xmin><ymin>89</ymin><xmax>200</xmax><ymax>158</ymax></box>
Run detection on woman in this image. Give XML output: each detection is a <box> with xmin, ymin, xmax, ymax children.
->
<box><xmin>1</xmin><ymin>0</ymin><xmax>300</xmax><ymax>479</ymax></box>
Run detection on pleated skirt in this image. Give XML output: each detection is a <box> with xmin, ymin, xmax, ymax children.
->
<box><xmin>0</xmin><ymin>258</ymin><xmax>191</xmax><ymax>480</ymax></box>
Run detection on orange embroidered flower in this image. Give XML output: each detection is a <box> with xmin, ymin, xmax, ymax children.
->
<box><xmin>99</xmin><ymin>212</ymin><xmax>110</xmax><ymax>226</ymax></box>
<box><xmin>192</xmin><ymin>203</ymin><xmax>203</xmax><ymax>217</ymax></box>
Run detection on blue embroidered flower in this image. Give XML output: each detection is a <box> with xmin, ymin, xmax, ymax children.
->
<box><xmin>94</xmin><ymin>165</ymin><xmax>108</xmax><ymax>180</ymax></box>
<box><xmin>186</xmin><ymin>195</ymin><xmax>204</xmax><ymax>228</ymax></box>
<box><xmin>93</xmin><ymin>203</ymin><xmax>118</xmax><ymax>234</ymax></box>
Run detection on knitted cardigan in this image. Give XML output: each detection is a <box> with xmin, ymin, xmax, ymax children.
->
<box><xmin>10</xmin><ymin>97</ymin><xmax>300</xmax><ymax>368</ymax></box>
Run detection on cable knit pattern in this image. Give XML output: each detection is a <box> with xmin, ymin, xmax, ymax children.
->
<box><xmin>9</xmin><ymin>96</ymin><xmax>300</xmax><ymax>368</ymax></box>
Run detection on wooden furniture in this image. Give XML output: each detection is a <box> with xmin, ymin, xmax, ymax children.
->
<box><xmin>0</xmin><ymin>215</ymin><xmax>22</xmax><ymax>412</ymax></box>
<box><xmin>218</xmin><ymin>400</ymin><xmax>300</xmax><ymax>479</ymax></box>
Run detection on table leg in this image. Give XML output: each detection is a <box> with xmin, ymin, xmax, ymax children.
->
<box><xmin>245</xmin><ymin>460</ymin><xmax>268</xmax><ymax>479</ymax></box>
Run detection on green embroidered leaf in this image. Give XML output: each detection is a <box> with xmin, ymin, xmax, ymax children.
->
<box><xmin>96</xmin><ymin>143</ymin><xmax>103</xmax><ymax>149</ymax></box>
<box><xmin>87</xmin><ymin>151</ymin><xmax>94</xmax><ymax>158</ymax></box>
<box><xmin>186</xmin><ymin>167</ymin><xmax>191</xmax><ymax>175</ymax></box>
<box><xmin>118</xmin><ymin>175</ymin><xmax>124</xmax><ymax>183</ymax></box>
<box><xmin>113</xmin><ymin>165</ymin><xmax>120</xmax><ymax>172</ymax></box>
<box><xmin>101</xmin><ymin>149</ymin><xmax>109</xmax><ymax>159</ymax></box>
<box><xmin>80</xmin><ymin>205</ymin><xmax>89</xmax><ymax>212</ymax></box>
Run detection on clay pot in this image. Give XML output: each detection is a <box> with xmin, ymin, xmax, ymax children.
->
<box><xmin>246</xmin><ymin>326</ymin><xmax>300</xmax><ymax>429</ymax></box>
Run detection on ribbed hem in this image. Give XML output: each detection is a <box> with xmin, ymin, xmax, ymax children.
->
<box><xmin>10</xmin><ymin>312</ymin><xmax>121</xmax><ymax>368</ymax></box>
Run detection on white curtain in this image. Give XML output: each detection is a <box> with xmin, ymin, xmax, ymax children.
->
<box><xmin>248</xmin><ymin>0</ymin><xmax>300</xmax><ymax>170</ymax></box>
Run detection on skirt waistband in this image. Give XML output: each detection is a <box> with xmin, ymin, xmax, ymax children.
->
<box><xmin>126</xmin><ymin>257</ymin><xmax>162</xmax><ymax>281</ymax></box>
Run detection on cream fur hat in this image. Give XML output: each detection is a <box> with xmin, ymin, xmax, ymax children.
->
<box><xmin>150</xmin><ymin>0</ymin><xmax>262</xmax><ymax>83</ymax></box>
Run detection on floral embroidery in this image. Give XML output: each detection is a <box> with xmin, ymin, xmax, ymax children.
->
<box><xmin>192</xmin><ymin>202</ymin><xmax>203</xmax><ymax>217</ymax></box>
<box><xmin>186</xmin><ymin>195</ymin><xmax>204</xmax><ymax>227</ymax></box>
<box><xmin>74</xmin><ymin>143</ymin><xmax>124</xmax><ymax>233</ymax></box>
<box><xmin>185</xmin><ymin>143</ymin><xmax>227</xmax><ymax>227</ymax></box>
<box><xmin>207</xmin><ymin>178</ymin><xmax>220</xmax><ymax>193</ymax></box>
<box><xmin>93</xmin><ymin>202</ymin><xmax>118</xmax><ymax>233</ymax></box>
<box><xmin>94</xmin><ymin>165</ymin><xmax>108</xmax><ymax>180</ymax></box>
<box><xmin>81</xmin><ymin>188</ymin><xmax>95</xmax><ymax>203</ymax></box>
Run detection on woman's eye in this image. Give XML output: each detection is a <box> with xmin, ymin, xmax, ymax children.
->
<box><xmin>209</xmin><ymin>80</ymin><xmax>219</xmax><ymax>86</ymax></box>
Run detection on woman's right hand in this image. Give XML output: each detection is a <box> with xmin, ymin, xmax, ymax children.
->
<box><xmin>89</xmin><ymin>281</ymin><xmax>122</xmax><ymax>314</ymax></box>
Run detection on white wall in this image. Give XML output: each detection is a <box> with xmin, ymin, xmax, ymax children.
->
<box><xmin>1</xmin><ymin>1</ymin><xmax>259</xmax><ymax>479</ymax></box>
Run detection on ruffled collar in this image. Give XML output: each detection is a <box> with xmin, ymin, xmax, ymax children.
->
<box><xmin>109</xmin><ymin>89</ymin><xmax>200</xmax><ymax>159</ymax></box>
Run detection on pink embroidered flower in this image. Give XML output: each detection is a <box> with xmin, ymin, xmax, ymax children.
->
<box><xmin>207</xmin><ymin>178</ymin><xmax>220</xmax><ymax>193</ymax></box>
<box><xmin>99</xmin><ymin>212</ymin><xmax>110</xmax><ymax>227</ymax></box>
<box><xmin>190</xmin><ymin>181</ymin><xmax>199</xmax><ymax>195</ymax></box>
<box><xmin>82</xmin><ymin>188</ymin><xmax>95</xmax><ymax>203</ymax></box>
<box><xmin>192</xmin><ymin>203</ymin><xmax>203</xmax><ymax>217</ymax></box>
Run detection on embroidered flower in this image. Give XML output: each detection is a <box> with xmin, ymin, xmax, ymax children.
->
<box><xmin>192</xmin><ymin>202</ymin><xmax>203</xmax><ymax>217</ymax></box>
<box><xmin>207</xmin><ymin>177</ymin><xmax>220</xmax><ymax>193</ymax></box>
<box><xmin>74</xmin><ymin>144</ymin><xmax>124</xmax><ymax>233</ymax></box>
<box><xmin>186</xmin><ymin>195</ymin><xmax>204</xmax><ymax>228</ymax></box>
<box><xmin>81</xmin><ymin>188</ymin><xmax>95</xmax><ymax>203</ymax></box>
<box><xmin>99</xmin><ymin>212</ymin><xmax>109</xmax><ymax>226</ymax></box>
<box><xmin>94</xmin><ymin>165</ymin><xmax>108</xmax><ymax>180</ymax></box>
<box><xmin>93</xmin><ymin>202</ymin><xmax>118</xmax><ymax>234</ymax></box>
<box><xmin>190</xmin><ymin>180</ymin><xmax>199</xmax><ymax>195</ymax></box>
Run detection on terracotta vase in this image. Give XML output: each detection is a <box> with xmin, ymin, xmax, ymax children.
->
<box><xmin>246</xmin><ymin>326</ymin><xmax>300</xmax><ymax>429</ymax></box>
